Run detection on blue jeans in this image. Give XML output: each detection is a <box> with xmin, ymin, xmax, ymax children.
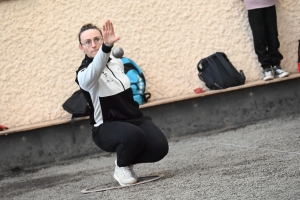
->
<box><xmin>248</xmin><ymin>5</ymin><xmax>283</xmax><ymax>69</ymax></box>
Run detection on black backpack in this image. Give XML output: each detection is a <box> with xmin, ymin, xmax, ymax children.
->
<box><xmin>197</xmin><ymin>52</ymin><xmax>246</xmax><ymax>90</ymax></box>
<box><xmin>62</xmin><ymin>90</ymin><xmax>90</xmax><ymax>119</ymax></box>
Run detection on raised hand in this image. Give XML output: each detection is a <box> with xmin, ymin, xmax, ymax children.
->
<box><xmin>102</xmin><ymin>20</ymin><xmax>121</xmax><ymax>46</ymax></box>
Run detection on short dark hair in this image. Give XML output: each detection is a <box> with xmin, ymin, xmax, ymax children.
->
<box><xmin>78</xmin><ymin>23</ymin><xmax>102</xmax><ymax>44</ymax></box>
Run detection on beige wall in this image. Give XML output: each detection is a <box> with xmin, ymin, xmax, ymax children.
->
<box><xmin>0</xmin><ymin>0</ymin><xmax>299</xmax><ymax>128</ymax></box>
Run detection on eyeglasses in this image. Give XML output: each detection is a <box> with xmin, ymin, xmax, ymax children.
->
<box><xmin>81</xmin><ymin>36</ymin><xmax>103</xmax><ymax>47</ymax></box>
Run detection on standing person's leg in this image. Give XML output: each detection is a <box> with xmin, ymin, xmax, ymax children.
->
<box><xmin>248</xmin><ymin>8</ymin><xmax>272</xmax><ymax>70</ymax></box>
<box><xmin>265</xmin><ymin>5</ymin><xmax>289</xmax><ymax>78</ymax></box>
<box><xmin>265</xmin><ymin>5</ymin><xmax>283</xmax><ymax>66</ymax></box>
<box><xmin>129</xmin><ymin>116</ymin><xmax>169</xmax><ymax>165</ymax></box>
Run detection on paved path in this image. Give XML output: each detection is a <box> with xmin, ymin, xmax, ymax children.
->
<box><xmin>1</xmin><ymin>114</ymin><xmax>299</xmax><ymax>200</ymax></box>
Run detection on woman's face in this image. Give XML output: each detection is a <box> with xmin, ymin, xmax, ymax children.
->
<box><xmin>79</xmin><ymin>29</ymin><xmax>103</xmax><ymax>58</ymax></box>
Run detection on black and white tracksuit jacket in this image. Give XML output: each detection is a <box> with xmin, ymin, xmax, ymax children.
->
<box><xmin>76</xmin><ymin>44</ymin><xmax>142</xmax><ymax>127</ymax></box>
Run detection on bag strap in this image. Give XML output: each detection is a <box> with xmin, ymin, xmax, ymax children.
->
<box><xmin>143</xmin><ymin>92</ymin><xmax>151</xmax><ymax>103</ymax></box>
<box><xmin>70</xmin><ymin>115</ymin><xmax>77</xmax><ymax>143</ymax></box>
<box><xmin>215</xmin><ymin>52</ymin><xmax>239</xmax><ymax>85</ymax></box>
<box><xmin>206</xmin><ymin>55</ymin><xmax>224</xmax><ymax>89</ymax></box>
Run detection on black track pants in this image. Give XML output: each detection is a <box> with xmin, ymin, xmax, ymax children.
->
<box><xmin>92</xmin><ymin>116</ymin><xmax>169</xmax><ymax>167</ymax></box>
<box><xmin>248</xmin><ymin>5</ymin><xmax>283</xmax><ymax>69</ymax></box>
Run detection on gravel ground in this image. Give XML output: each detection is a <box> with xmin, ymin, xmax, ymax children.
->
<box><xmin>1</xmin><ymin>114</ymin><xmax>300</xmax><ymax>200</ymax></box>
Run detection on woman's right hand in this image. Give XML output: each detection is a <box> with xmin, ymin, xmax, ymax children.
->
<box><xmin>102</xmin><ymin>20</ymin><xmax>121</xmax><ymax>46</ymax></box>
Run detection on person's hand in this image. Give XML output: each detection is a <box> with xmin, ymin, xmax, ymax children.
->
<box><xmin>102</xmin><ymin>20</ymin><xmax>121</xmax><ymax>46</ymax></box>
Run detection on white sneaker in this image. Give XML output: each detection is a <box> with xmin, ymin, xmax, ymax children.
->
<box><xmin>273</xmin><ymin>65</ymin><xmax>289</xmax><ymax>78</ymax></box>
<box><xmin>113</xmin><ymin>160</ymin><xmax>137</xmax><ymax>186</ymax></box>
<box><xmin>263</xmin><ymin>69</ymin><xmax>274</xmax><ymax>81</ymax></box>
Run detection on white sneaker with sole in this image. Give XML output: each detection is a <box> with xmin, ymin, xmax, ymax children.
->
<box><xmin>273</xmin><ymin>65</ymin><xmax>289</xmax><ymax>78</ymax></box>
<box><xmin>263</xmin><ymin>69</ymin><xmax>274</xmax><ymax>81</ymax></box>
<box><xmin>113</xmin><ymin>160</ymin><xmax>137</xmax><ymax>186</ymax></box>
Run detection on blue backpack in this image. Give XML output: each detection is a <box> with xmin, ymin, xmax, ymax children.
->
<box><xmin>121</xmin><ymin>57</ymin><xmax>151</xmax><ymax>105</ymax></box>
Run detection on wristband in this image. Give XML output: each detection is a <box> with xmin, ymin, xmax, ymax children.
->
<box><xmin>104</xmin><ymin>43</ymin><xmax>113</xmax><ymax>47</ymax></box>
